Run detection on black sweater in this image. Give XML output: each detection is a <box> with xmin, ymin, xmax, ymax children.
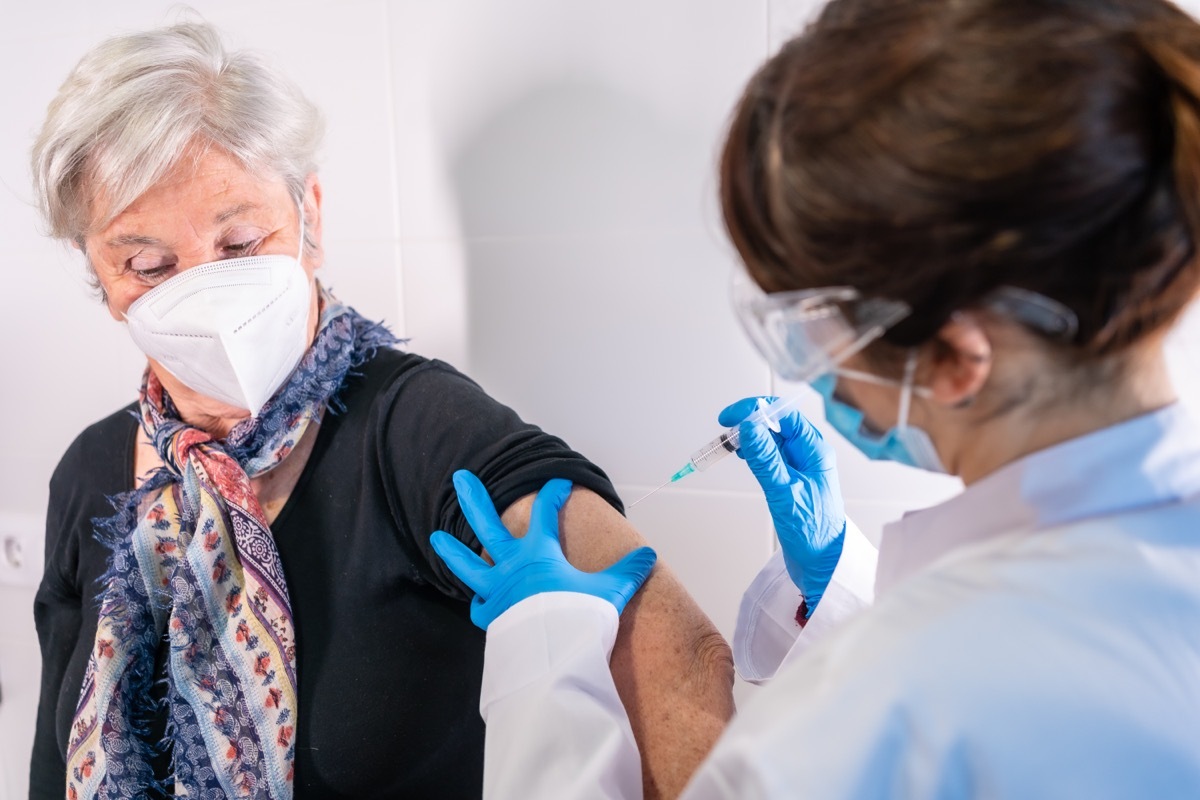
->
<box><xmin>31</xmin><ymin>348</ymin><xmax>621</xmax><ymax>799</ymax></box>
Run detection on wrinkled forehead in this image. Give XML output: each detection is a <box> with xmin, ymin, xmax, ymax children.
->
<box><xmin>83</xmin><ymin>138</ymin><xmax>294</xmax><ymax>240</ymax></box>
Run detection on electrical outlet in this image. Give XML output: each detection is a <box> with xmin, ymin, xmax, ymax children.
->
<box><xmin>0</xmin><ymin>512</ymin><xmax>43</xmax><ymax>589</ymax></box>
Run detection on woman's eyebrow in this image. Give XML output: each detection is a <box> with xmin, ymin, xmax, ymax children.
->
<box><xmin>214</xmin><ymin>202</ymin><xmax>260</xmax><ymax>224</ymax></box>
<box><xmin>105</xmin><ymin>234</ymin><xmax>161</xmax><ymax>247</ymax></box>
<box><xmin>103</xmin><ymin>203</ymin><xmax>263</xmax><ymax>247</ymax></box>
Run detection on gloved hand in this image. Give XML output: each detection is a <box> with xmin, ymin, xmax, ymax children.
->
<box><xmin>719</xmin><ymin>397</ymin><xmax>847</xmax><ymax>615</ymax></box>
<box><xmin>430</xmin><ymin>470</ymin><xmax>658</xmax><ymax>630</ymax></box>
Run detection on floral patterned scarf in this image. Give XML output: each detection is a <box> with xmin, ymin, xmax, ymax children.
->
<box><xmin>66</xmin><ymin>289</ymin><xmax>397</xmax><ymax>799</ymax></box>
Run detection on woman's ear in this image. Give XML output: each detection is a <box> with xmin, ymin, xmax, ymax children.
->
<box><xmin>925</xmin><ymin>312</ymin><xmax>992</xmax><ymax>407</ymax></box>
<box><xmin>302</xmin><ymin>173</ymin><xmax>324</xmax><ymax>270</ymax></box>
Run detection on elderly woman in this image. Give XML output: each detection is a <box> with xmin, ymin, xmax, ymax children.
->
<box><xmin>29</xmin><ymin>21</ymin><xmax>733</xmax><ymax>800</ymax></box>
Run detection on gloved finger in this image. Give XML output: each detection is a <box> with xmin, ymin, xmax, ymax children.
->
<box><xmin>738</xmin><ymin>418</ymin><xmax>793</xmax><ymax>489</ymax></box>
<box><xmin>528</xmin><ymin>478</ymin><xmax>574</xmax><ymax>545</ymax></box>
<box><xmin>430</xmin><ymin>530</ymin><xmax>494</xmax><ymax>597</ymax></box>
<box><xmin>607</xmin><ymin>546</ymin><xmax>658</xmax><ymax>613</ymax></box>
<box><xmin>717</xmin><ymin>396</ymin><xmax>780</xmax><ymax>428</ymax></box>
<box><xmin>469</xmin><ymin>593</ymin><xmax>494</xmax><ymax>630</ymax></box>
<box><xmin>775</xmin><ymin>409</ymin><xmax>835</xmax><ymax>471</ymax></box>
<box><xmin>452</xmin><ymin>470</ymin><xmax>517</xmax><ymax>558</ymax></box>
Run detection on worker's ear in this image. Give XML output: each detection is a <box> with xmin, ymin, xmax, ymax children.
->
<box><xmin>923</xmin><ymin>312</ymin><xmax>992</xmax><ymax>407</ymax></box>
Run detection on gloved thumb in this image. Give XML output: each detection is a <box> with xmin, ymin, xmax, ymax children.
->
<box><xmin>608</xmin><ymin>546</ymin><xmax>658</xmax><ymax>613</ymax></box>
<box><xmin>430</xmin><ymin>530</ymin><xmax>492</xmax><ymax>597</ymax></box>
<box><xmin>469</xmin><ymin>592</ymin><xmax>495</xmax><ymax>630</ymax></box>
<box><xmin>718</xmin><ymin>396</ymin><xmax>779</xmax><ymax>428</ymax></box>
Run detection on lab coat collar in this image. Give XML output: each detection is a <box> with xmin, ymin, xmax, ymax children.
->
<box><xmin>875</xmin><ymin>402</ymin><xmax>1200</xmax><ymax>596</ymax></box>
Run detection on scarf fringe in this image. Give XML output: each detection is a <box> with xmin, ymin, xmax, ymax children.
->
<box><xmin>90</xmin><ymin>474</ymin><xmax>175</xmax><ymax>797</ymax></box>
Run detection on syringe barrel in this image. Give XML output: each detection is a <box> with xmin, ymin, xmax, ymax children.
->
<box><xmin>689</xmin><ymin>395</ymin><xmax>799</xmax><ymax>473</ymax></box>
<box><xmin>689</xmin><ymin>428</ymin><xmax>741</xmax><ymax>472</ymax></box>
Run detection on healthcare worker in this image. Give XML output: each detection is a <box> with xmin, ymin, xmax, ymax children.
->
<box><xmin>430</xmin><ymin>0</ymin><xmax>1200</xmax><ymax>796</ymax></box>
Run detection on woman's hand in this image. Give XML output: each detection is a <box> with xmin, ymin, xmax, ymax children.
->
<box><xmin>431</xmin><ymin>470</ymin><xmax>658</xmax><ymax>630</ymax></box>
<box><xmin>719</xmin><ymin>397</ymin><xmax>847</xmax><ymax>615</ymax></box>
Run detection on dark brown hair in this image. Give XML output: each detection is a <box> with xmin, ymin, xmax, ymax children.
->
<box><xmin>721</xmin><ymin>0</ymin><xmax>1200</xmax><ymax>354</ymax></box>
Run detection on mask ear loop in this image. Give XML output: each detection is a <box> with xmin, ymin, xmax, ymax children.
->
<box><xmin>296</xmin><ymin>202</ymin><xmax>307</xmax><ymax>265</ymax></box>
<box><xmin>835</xmin><ymin>360</ymin><xmax>935</xmax><ymax>398</ymax></box>
<box><xmin>896</xmin><ymin>349</ymin><xmax>918</xmax><ymax>430</ymax></box>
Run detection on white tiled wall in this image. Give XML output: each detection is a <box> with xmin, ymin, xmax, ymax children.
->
<box><xmin>4</xmin><ymin>2</ymin><xmax>1200</xmax><ymax>798</ymax></box>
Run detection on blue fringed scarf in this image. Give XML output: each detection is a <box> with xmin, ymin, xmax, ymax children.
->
<box><xmin>67</xmin><ymin>290</ymin><xmax>397</xmax><ymax>800</ymax></box>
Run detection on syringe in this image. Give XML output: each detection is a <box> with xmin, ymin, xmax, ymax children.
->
<box><xmin>624</xmin><ymin>279</ymin><xmax>913</xmax><ymax>511</ymax></box>
<box><xmin>627</xmin><ymin>395</ymin><xmax>805</xmax><ymax>508</ymax></box>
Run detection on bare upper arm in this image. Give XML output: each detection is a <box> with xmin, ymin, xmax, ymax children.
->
<box><xmin>500</xmin><ymin>487</ymin><xmax>735</xmax><ymax>799</ymax></box>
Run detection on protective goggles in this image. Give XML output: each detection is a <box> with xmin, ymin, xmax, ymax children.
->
<box><xmin>731</xmin><ymin>269</ymin><xmax>1079</xmax><ymax>382</ymax></box>
<box><xmin>731</xmin><ymin>270</ymin><xmax>910</xmax><ymax>382</ymax></box>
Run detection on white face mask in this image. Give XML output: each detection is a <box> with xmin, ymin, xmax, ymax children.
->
<box><xmin>124</xmin><ymin>207</ymin><xmax>311</xmax><ymax>417</ymax></box>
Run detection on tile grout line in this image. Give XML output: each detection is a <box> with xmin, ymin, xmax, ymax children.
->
<box><xmin>380</xmin><ymin>0</ymin><xmax>408</xmax><ymax>338</ymax></box>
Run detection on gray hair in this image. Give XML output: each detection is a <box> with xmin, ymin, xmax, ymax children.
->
<box><xmin>32</xmin><ymin>20</ymin><xmax>324</xmax><ymax>243</ymax></box>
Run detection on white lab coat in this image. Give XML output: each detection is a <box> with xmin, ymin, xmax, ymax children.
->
<box><xmin>480</xmin><ymin>404</ymin><xmax>1200</xmax><ymax>799</ymax></box>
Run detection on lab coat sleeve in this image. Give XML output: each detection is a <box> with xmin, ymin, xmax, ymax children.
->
<box><xmin>733</xmin><ymin>519</ymin><xmax>877</xmax><ymax>684</ymax></box>
<box><xmin>479</xmin><ymin>591</ymin><xmax>643</xmax><ymax>800</ymax></box>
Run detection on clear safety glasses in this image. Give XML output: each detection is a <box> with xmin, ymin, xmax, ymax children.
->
<box><xmin>731</xmin><ymin>269</ymin><xmax>1080</xmax><ymax>383</ymax></box>
<box><xmin>731</xmin><ymin>270</ymin><xmax>911</xmax><ymax>382</ymax></box>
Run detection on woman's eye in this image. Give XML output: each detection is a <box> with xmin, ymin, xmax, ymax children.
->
<box><xmin>223</xmin><ymin>239</ymin><xmax>261</xmax><ymax>256</ymax></box>
<box><xmin>130</xmin><ymin>263</ymin><xmax>177</xmax><ymax>284</ymax></box>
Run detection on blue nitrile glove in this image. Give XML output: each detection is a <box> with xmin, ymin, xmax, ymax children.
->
<box><xmin>719</xmin><ymin>397</ymin><xmax>847</xmax><ymax>615</ymax></box>
<box><xmin>430</xmin><ymin>470</ymin><xmax>659</xmax><ymax>630</ymax></box>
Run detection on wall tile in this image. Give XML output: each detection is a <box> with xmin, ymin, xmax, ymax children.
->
<box><xmin>98</xmin><ymin>1</ymin><xmax>398</xmax><ymax>244</ymax></box>
<box><xmin>1</xmin><ymin>586</ymin><xmax>39</xmax><ymax>800</ymax></box>
<box><xmin>0</xmin><ymin>32</ymin><xmax>100</xmax><ymax>253</ymax></box>
<box><xmin>454</xmin><ymin>232</ymin><xmax>771</xmax><ymax>491</ymax></box>
<box><xmin>842</xmin><ymin>499</ymin><xmax>911</xmax><ymax>550</ymax></box>
<box><xmin>0</xmin><ymin>588</ymin><xmax>38</xmax><ymax>645</ymax></box>
<box><xmin>388</xmin><ymin>0</ymin><xmax>768</xmax><ymax>241</ymax></box>
<box><xmin>396</xmin><ymin>239</ymin><xmax>472</xmax><ymax>370</ymax></box>
<box><xmin>321</xmin><ymin>238</ymin><xmax>404</xmax><ymax>337</ymax></box>
<box><xmin>0</xmin><ymin>634</ymin><xmax>40</xmax><ymax>800</ymax></box>
<box><xmin>0</xmin><ymin>246</ymin><xmax>145</xmax><ymax>517</ymax></box>
<box><xmin>768</xmin><ymin>0</ymin><xmax>826</xmax><ymax>51</ymax></box>
<box><xmin>0</xmin><ymin>3</ymin><xmax>110</xmax><ymax>45</ymax></box>
<box><xmin>0</xmin><ymin>2</ymin><xmax>396</xmax><ymax>246</ymax></box>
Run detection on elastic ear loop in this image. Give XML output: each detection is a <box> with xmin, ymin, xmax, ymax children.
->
<box><xmin>834</xmin><ymin>352</ymin><xmax>934</xmax><ymax>402</ymax></box>
<box><xmin>296</xmin><ymin>203</ymin><xmax>306</xmax><ymax>263</ymax></box>
<box><xmin>896</xmin><ymin>349</ymin><xmax>917</xmax><ymax>430</ymax></box>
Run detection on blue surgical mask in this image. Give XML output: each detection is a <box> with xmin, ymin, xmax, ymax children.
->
<box><xmin>810</xmin><ymin>350</ymin><xmax>947</xmax><ymax>473</ymax></box>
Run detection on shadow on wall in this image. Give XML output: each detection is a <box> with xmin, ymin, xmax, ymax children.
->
<box><xmin>447</xmin><ymin>82</ymin><xmax>737</xmax><ymax>476</ymax></box>
<box><xmin>450</xmin><ymin>81</ymin><xmax>696</xmax><ymax>241</ymax></box>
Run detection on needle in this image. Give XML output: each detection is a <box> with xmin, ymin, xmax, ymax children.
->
<box><xmin>627</xmin><ymin>477</ymin><xmax>674</xmax><ymax>510</ymax></box>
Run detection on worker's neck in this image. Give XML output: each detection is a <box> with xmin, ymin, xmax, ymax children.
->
<box><xmin>952</xmin><ymin>344</ymin><xmax>1177</xmax><ymax>486</ymax></box>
